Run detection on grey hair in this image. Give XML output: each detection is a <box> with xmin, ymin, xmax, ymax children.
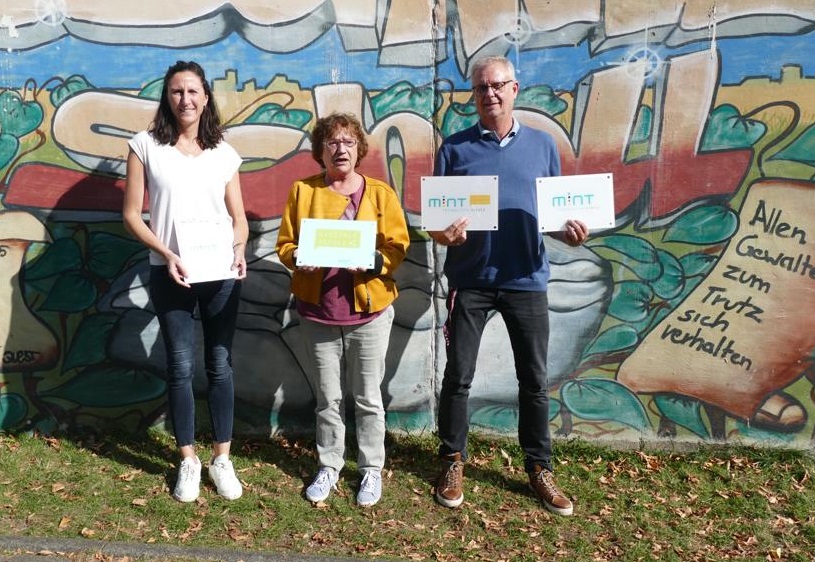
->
<box><xmin>471</xmin><ymin>56</ymin><xmax>516</xmax><ymax>80</ymax></box>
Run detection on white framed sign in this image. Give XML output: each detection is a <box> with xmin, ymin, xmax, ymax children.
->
<box><xmin>174</xmin><ymin>216</ymin><xmax>238</xmax><ymax>284</ymax></box>
<box><xmin>420</xmin><ymin>175</ymin><xmax>499</xmax><ymax>231</ymax></box>
<box><xmin>537</xmin><ymin>173</ymin><xmax>615</xmax><ymax>232</ymax></box>
<box><xmin>296</xmin><ymin>218</ymin><xmax>377</xmax><ymax>269</ymax></box>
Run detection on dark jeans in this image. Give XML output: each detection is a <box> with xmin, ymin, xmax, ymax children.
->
<box><xmin>438</xmin><ymin>288</ymin><xmax>552</xmax><ymax>472</ymax></box>
<box><xmin>150</xmin><ymin>266</ymin><xmax>241</xmax><ymax>447</ymax></box>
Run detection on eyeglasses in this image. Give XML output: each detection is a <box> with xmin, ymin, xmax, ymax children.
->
<box><xmin>323</xmin><ymin>138</ymin><xmax>358</xmax><ymax>150</ymax></box>
<box><xmin>472</xmin><ymin>80</ymin><xmax>515</xmax><ymax>96</ymax></box>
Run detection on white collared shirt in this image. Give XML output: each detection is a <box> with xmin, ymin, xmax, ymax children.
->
<box><xmin>478</xmin><ymin>118</ymin><xmax>520</xmax><ymax>147</ymax></box>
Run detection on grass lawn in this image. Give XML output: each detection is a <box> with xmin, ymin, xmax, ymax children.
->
<box><xmin>1</xmin><ymin>429</ymin><xmax>813</xmax><ymax>561</ymax></box>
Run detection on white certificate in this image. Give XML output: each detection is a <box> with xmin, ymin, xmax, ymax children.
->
<box><xmin>537</xmin><ymin>173</ymin><xmax>615</xmax><ymax>232</ymax></box>
<box><xmin>420</xmin><ymin>176</ymin><xmax>499</xmax><ymax>231</ymax></box>
<box><xmin>174</xmin><ymin>216</ymin><xmax>238</xmax><ymax>284</ymax></box>
<box><xmin>296</xmin><ymin>218</ymin><xmax>377</xmax><ymax>269</ymax></box>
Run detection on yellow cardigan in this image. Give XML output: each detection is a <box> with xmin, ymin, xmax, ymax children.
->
<box><xmin>276</xmin><ymin>173</ymin><xmax>410</xmax><ymax>314</ymax></box>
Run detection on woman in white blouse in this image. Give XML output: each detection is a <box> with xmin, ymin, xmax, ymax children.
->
<box><xmin>123</xmin><ymin>60</ymin><xmax>248</xmax><ymax>503</ymax></box>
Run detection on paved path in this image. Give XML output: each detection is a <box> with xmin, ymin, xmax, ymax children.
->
<box><xmin>0</xmin><ymin>535</ymin><xmax>390</xmax><ymax>561</ymax></box>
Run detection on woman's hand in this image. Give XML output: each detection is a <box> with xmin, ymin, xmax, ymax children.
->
<box><xmin>293</xmin><ymin>250</ymin><xmax>320</xmax><ymax>272</ymax></box>
<box><xmin>165</xmin><ymin>253</ymin><xmax>191</xmax><ymax>288</ymax></box>
<box><xmin>231</xmin><ymin>243</ymin><xmax>247</xmax><ymax>280</ymax></box>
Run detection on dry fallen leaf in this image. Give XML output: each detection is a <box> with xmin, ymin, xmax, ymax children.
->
<box><xmin>131</xmin><ymin>498</ymin><xmax>148</xmax><ymax>506</ymax></box>
<box><xmin>58</xmin><ymin>516</ymin><xmax>71</xmax><ymax>529</ymax></box>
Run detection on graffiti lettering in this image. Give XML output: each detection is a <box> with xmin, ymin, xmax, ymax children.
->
<box><xmin>7</xmin><ymin>1</ymin><xmax>815</xmax><ymax>68</ymax></box>
<box><xmin>658</xmin><ymin>324</ymin><xmax>752</xmax><ymax>370</ymax></box>
<box><xmin>721</xmin><ymin>265</ymin><xmax>772</xmax><ymax>294</ymax></box>
<box><xmin>2</xmin><ymin>349</ymin><xmax>41</xmax><ymax>366</ymax></box>
<box><xmin>700</xmin><ymin>286</ymin><xmax>764</xmax><ymax>323</ymax></box>
<box><xmin>675</xmin><ymin>309</ymin><xmax>729</xmax><ymax>332</ymax></box>
<box><xmin>749</xmin><ymin>200</ymin><xmax>807</xmax><ymax>244</ymax></box>
<box><xmin>39</xmin><ymin>52</ymin><xmax>752</xmax><ymax>220</ymax></box>
<box><xmin>735</xmin><ymin>235</ymin><xmax>815</xmax><ymax>279</ymax></box>
<box><xmin>557</xmin><ymin>50</ymin><xmax>752</xmax><ymax>220</ymax></box>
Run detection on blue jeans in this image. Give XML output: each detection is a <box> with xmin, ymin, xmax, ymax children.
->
<box><xmin>149</xmin><ymin>266</ymin><xmax>241</xmax><ymax>447</ymax></box>
<box><xmin>300</xmin><ymin>306</ymin><xmax>395</xmax><ymax>473</ymax></box>
<box><xmin>438</xmin><ymin>289</ymin><xmax>552</xmax><ymax>472</ymax></box>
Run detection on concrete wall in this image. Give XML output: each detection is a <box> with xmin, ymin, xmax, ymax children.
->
<box><xmin>2</xmin><ymin>1</ymin><xmax>815</xmax><ymax>447</ymax></box>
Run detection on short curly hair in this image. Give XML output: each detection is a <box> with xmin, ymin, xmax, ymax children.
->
<box><xmin>310</xmin><ymin>113</ymin><xmax>369</xmax><ymax>168</ymax></box>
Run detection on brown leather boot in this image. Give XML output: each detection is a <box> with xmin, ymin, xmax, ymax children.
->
<box><xmin>528</xmin><ymin>464</ymin><xmax>573</xmax><ymax>516</ymax></box>
<box><xmin>435</xmin><ymin>452</ymin><xmax>464</xmax><ymax>508</ymax></box>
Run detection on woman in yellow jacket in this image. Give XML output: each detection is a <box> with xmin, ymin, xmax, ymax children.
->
<box><xmin>276</xmin><ymin>113</ymin><xmax>409</xmax><ymax>507</ymax></box>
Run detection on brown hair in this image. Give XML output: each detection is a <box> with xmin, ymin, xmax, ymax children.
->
<box><xmin>149</xmin><ymin>61</ymin><xmax>224</xmax><ymax>149</ymax></box>
<box><xmin>310</xmin><ymin>112</ymin><xmax>369</xmax><ymax>167</ymax></box>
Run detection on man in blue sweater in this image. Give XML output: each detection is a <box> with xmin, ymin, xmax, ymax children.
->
<box><xmin>429</xmin><ymin>55</ymin><xmax>588</xmax><ymax>516</ymax></box>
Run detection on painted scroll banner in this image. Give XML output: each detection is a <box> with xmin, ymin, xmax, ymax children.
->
<box><xmin>618</xmin><ymin>180</ymin><xmax>815</xmax><ymax>420</ymax></box>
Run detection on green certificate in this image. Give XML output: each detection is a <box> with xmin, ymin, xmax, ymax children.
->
<box><xmin>296</xmin><ymin>218</ymin><xmax>377</xmax><ymax>269</ymax></box>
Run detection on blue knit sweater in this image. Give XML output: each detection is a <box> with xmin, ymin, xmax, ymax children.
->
<box><xmin>434</xmin><ymin>123</ymin><xmax>561</xmax><ymax>291</ymax></box>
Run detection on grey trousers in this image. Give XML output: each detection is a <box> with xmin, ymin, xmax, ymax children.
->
<box><xmin>300</xmin><ymin>306</ymin><xmax>394</xmax><ymax>473</ymax></box>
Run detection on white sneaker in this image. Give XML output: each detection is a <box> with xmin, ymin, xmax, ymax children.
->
<box><xmin>305</xmin><ymin>467</ymin><xmax>338</xmax><ymax>503</ymax></box>
<box><xmin>208</xmin><ymin>455</ymin><xmax>243</xmax><ymax>500</ymax></box>
<box><xmin>173</xmin><ymin>456</ymin><xmax>201</xmax><ymax>502</ymax></box>
<box><xmin>357</xmin><ymin>470</ymin><xmax>382</xmax><ymax>507</ymax></box>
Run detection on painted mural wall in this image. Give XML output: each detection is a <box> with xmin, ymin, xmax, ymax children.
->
<box><xmin>2</xmin><ymin>0</ymin><xmax>815</xmax><ymax>447</ymax></box>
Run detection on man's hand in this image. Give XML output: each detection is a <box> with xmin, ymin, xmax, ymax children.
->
<box><xmin>428</xmin><ymin>217</ymin><xmax>470</xmax><ymax>246</ymax></box>
<box><xmin>554</xmin><ymin>219</ymin><xmax>589</xmax><ymax>247</ymax></box>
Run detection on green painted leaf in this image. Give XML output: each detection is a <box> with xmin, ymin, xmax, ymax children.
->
<box><xmin>24</xmin><ymin>237</ymin><xmax>83</xmax><ymax>280</ymax></box>
<box><xmin>39</xmin><ymin>271</ymin><xmax>97</xmax><ymax>313</ymax></box>
<box><xmin>631</xmin><ymin>106</ymin><xmax>652</xmax><ymax>143</ymax></box>
<box><xmin>50</xmin><ymin>75</ymin><xmax>94</xmax><ymax>107</ymax></box>
<box><xmin>561</xmin><ymin>378</ymin><xmax>651</xmax><ymax>431</ymax></box>
<box><xmin>139</xmin><ymin>78</ymin><xmax>164</xmax><ymax>100</ymax></box>
<box><xmin>608</xmin><ymin>281</ymin><xmax>653</xmax><ymax>322</ymax></box>
<box><xmin>441</xmin><ymin>101</ymin><xmax>478</xmax><ymax>138</ymax></box>
<box><xmin>679</xmin><ymin>252</ymin><xmax>717</xmax><ymax>278</ymax></box>
<box><xmin>385</xmin><ymin>410</ymin><xmax>434</xmax><ymax>432</ymax></box>
<box><xmin>62</xmin><ymin>313</ymin><xmax>119</xmax><ymax>372</ymax></box>
<box><xmin>467</xmin><ymin>400</ymin><xmax>562</xmax><ymax>429</ymax></box>
<box><xmin>245</xmin><ymin>103</ymin><xmax>312</xmax><ymax>128</ymax></box>
<box><xmin>770</xmin><ymin>123</ymin><xmax>815</xmax><ymax>166</ymax></box>
<box><xmin>371</xmin><ymin>81</ymin><xmax>440</xmax><ymax>121</ymax></box>
<box><xmin>0</xmin><ymin>393</ymin><xmax>28</xmax><ymax>429</ymax></box>
<box><xmin>515</xmin><ymin>85</ymin><xmax>567</xmax><ymax>116</ymax></box>
<box><xmin>89</xmin><ymin>231</ymin><xmax>147</xmax><ymax>279</ymax></box>
<box><xmin>470</xmin><ymin>405</ymin><xmax>517</xmax><ymax>432</ymax></box>
<box><xmin>662</xmin><ymin>205</ymin><xmax>738</xmax><ymax>244</ymax></box>
<box><xmin>733</xmin><ymin>420</ymin><xmax>794</xmax><ymax>444</ymax></box>
<box><xmin>653</xmin><ymin>394</ymin><xmax>709</xmax><ymax>438</ymax></box>
<box><xmin>582</xmin><ymin>324</ymin><xmax>639</xmax><ymax>357</ymax></box>
<box><xmin>0</xmin><ymin>91</ymin><xmax>43</xmax><ymax>137</ymax></box>
<box><xmin>652</xmin><ymin>250</ymin><xmax>685</xmax><ymax>300</ymax></box>
<box><xmin>668</xmin><ymin>276</ymin><xmax>704</xmax><ymax>309</ymax></box>
<box><xmin>42</xmin><ymin>366</ymin><xmax>166</xmax><ymax>407</ymax></box>
<box><xmin>586</xmin><ymin>234</ymin><xmax>661</xmax><ymax>281</ymax></box>
<box><xmin>0</xmin><ymin>132</ymin><xmax>19</xmax><ymax>169</ymax></box>
<box><xmin>701</xmin><ymin>104</ymin><xmax>765</xmax><ymax>151</ymax></box>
